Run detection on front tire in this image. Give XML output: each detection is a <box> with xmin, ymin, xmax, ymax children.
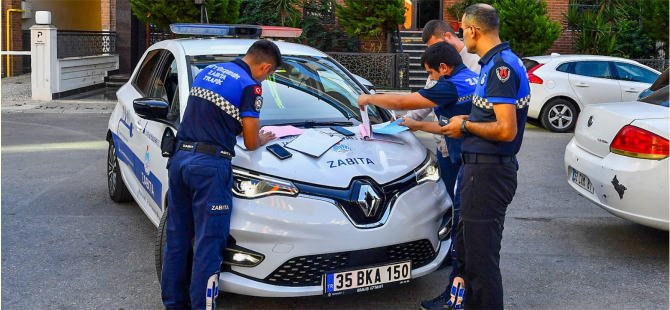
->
<box><xmin>155</xmin><ymin>208</ymin><xmax>168</xmax><ymax>282</ymax></box>
<box><xmin>541</xmin><ymin>99</ymin><xmax>577</xmax><ymax>133</ymax></box>
<box><xmin>107</xmin><ymin>140</ymin><xmax>133</xmax><ymax>202</ymax></box>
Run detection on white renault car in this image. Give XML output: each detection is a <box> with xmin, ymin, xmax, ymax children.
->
<box><xmin>106</xmin><ymin>25</ymin><xmax>452</xmax><ymax>297</ymax></box>
<box><xmin>522</xmin><ymin>55</ymin><xmax>660</xmax><ymax>132</ymax></box>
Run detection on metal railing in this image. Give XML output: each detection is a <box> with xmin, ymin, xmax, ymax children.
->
<box><xmin>57</xmin><ymin>30</ymin><xmax>116</xmax><ymax>58</ymax></box>
<box><xmin>328</xmin><ymin>53</ymin><xmax>410</xmax><ymax>90</ymax></box>
<box><xmin>633</xmin><ymin>59</ymin><xmax>669</xmax><ymax>72</ymax></box>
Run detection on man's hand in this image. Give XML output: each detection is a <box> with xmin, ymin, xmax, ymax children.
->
<box><xmin>259</xmin><ymin>130</ymin><xmax>276</xmax><ymax>146</ymax></box>
<box><xmin>357</xmin><ymin>94</ymin><xmax>371</xmax><ymax>111</ymax></box>
<box><xmin>442</xmin><ymin>116</ymin><xmax>464</xmax><ymax>138</ymax></box>
<box><xmin>398</xmin><ymin>117</ymin><xmax>420</xmax><ymax>132</ymax></box>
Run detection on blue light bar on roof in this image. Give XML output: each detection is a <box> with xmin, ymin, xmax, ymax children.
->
<box><xmin>170</xmin><ymin>24</ymin><xmax>262</xmax><ymax>37</ymax></box>
<box><xmin>170</xmin><ymin>24</ymin><xmax>303</xmax><ymax>38</ymax></box>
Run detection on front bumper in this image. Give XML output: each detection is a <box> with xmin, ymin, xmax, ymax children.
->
<box><xmin>219</xmin><ymin>179</ymin><xmax>452</xmax><ymax>296</ymax></box>
<box><xmin>564</xmin><ymin>138</ymin><xmax>669</xmax><ymax>230</ymax></box>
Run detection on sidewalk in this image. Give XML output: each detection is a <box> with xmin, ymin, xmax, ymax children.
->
<box><xmin>1</xmin><ymin>74</ymin><xmax>116</xmax><ymax>114</ymax></box>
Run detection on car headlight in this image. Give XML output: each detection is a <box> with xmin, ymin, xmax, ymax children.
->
<box><xmin>415</xmin><ymin>152</ymin><xmax>440</xmax><ymax>185</ymax></box>
<box><xmin>232</xmin><ymin>168</ymin><xmax>299</xmax><ymax>199</ymax></box>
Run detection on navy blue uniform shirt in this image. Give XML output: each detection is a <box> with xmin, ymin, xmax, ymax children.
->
<box><xmin>177</xmin><ymin>58</ymin><xmax>263</xmax><ymax>156</ymax></box>
<box><xmin>462</xmin><ymin>42</ymin><xmax>530</xmax><ymax>156</ymax></box>
<box><xmin>418</xmin><ymin>64</ymin><xmax>478</xmax><ymax>161</ymax></box>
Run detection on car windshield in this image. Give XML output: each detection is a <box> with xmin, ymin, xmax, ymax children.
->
<box><xmin>188</xmin><ymin>54</ymin><xmax>388</xmax><ymax>126</ymax></box>
<box><xmin>639</xmin><ymin>85</ymin><xmax>669</xmax><ymax>107</ymax></box>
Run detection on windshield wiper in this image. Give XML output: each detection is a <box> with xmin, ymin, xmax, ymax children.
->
<box><xmin>271</xmin><ymin>120</ymin><xmax>355</xmax><ymax>128</ymax></box>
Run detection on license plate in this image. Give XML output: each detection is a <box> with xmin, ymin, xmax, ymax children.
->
<box><xmin>572</xmin><ymin>168</ymin><xmax>594</xmax><ymax>194</ymax></box>
<box><xmin>323</xmin><ymin>261</ymin><xmax>411</xmax><ymax>297</ymax></box>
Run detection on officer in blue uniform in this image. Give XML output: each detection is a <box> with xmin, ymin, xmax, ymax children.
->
<box><xmin>441</xmin><ymin>4</ymin><xmax>530</xmax><ymax>309</ymax></box>
<box><xmin>357</xmin><ymin>42</ymin><xmax>477</xmax><ymax>310</ymax></box>
<box><xmin>161</xmin><ymin>40</ymin><xmax>281</xmax><ymax>310</ymax></box>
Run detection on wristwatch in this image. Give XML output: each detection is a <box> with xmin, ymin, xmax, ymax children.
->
<box><xmin>460</xmin><ymin>119</ymin><xmax>469</xmax><ymax>136</ymax></box>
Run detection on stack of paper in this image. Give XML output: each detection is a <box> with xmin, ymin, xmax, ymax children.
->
<box><xmin>285</xmin><ymin>129</ymin><xmax>343</xmax><ymax>157</ymax></box>
<box><xmin>261</xmin><ymin>125</ymin><xmax>304</xmax><ymax>138</ymax></box>
<box><xmin>358</xmin><ymin>106</ymin><xmax>405</xmax><ymax>144</ymax></box>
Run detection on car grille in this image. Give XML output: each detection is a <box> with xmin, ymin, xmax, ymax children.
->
<box><xmin>264</xmin><ymin>239</ymin><xmax>437</xmax><ymax>287</ymax></box>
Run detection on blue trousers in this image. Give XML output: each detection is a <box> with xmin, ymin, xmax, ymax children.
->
<box><xmin>162</xmin><ymin>147</ymin><xmax>233</xmax><ymax>310</ymax></box>
<box><xmin>437</xmin><ymin>150</ymin><xmax>463</xmax><ymax>286</ymax></box>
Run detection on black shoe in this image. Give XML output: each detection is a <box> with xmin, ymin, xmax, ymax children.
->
<box><xmin>420</xmin><ymin>293</ymin><xmax>450</xmax><ymax>310</ymax></box>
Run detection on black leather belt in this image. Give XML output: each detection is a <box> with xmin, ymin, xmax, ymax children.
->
<box><xmin>461</xmin><ymin>153</ymin><xmax>515</xmax><ymax>164</ymax></box>
<box><xmin>179</xmin><ymin>142</ymin><xmax>232</xmax><ymax>160</ymax></box>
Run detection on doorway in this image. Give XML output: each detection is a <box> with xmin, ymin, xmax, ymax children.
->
<box><xmin>404</xmin><ymin>0</ymin><xmax>443</xmax><ymax>30</ymax></box>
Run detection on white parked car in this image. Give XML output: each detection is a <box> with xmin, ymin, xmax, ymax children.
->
<box><xmin>523</xmin><ymin>55</ymin><xmax>660</xmax><ymax>132</ymax></box>
<box><xmin>105</xmin><ymin>24</ymin><xmax>452</xmax><ymax>297</ymax></box>
<box><xmin>564</xmin><ymin>77</ymin><xmax>669</xmax><ymax>230</ymax></box>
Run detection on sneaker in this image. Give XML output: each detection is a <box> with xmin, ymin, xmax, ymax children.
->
<box><xmin>420</xmin><ymin>293</ymin><xmax>450</xmax><ymax>310</ymax></box>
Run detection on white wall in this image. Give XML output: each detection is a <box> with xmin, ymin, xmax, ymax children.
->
<box><xmin>56</xmin><ymin>54</ymin><xmax>118</xmax><ymax>92</ymax></box>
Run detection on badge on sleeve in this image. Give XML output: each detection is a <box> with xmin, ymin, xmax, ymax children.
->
<box><xmin>254</xmin><ymin>86</ymin><xmax>262</xmax><ymax>95</ymax></box>
<box><xmin>496</xmin><ymin>66</ymin><xmax>510</xmax><ymax>83</ymax></box>
<box><xmin>254</xmin><ymin>96</ymin><xmax>263</xmax><ymax>112</ymax></box>
<box><xmin>424</xmin><ymin>79</ymin><xmax>438</xmax><ymax>89</ymax></box>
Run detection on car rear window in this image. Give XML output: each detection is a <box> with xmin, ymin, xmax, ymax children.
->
<box><xmin>522</xmin><ymin>59</ymin><xmax>539</xmax><ymax>71</ymax></box>
<box><xmin>639</xmin><ymin>85</ymin><xmax>669</xmax><ymax>107</ymax></box>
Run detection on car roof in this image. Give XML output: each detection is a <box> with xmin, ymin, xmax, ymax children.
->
<box><xmin>172</xmin><ymin>38</ymin><xmax>327</xmax><ymax>57</ymax></box>
<box><xmin>525</xmin><ymin>54</ymin><xmax>642</xmax><ymax>63</ymax></box>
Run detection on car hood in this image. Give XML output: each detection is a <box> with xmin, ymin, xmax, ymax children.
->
<box><xmin>232</xmin><ymin>130</ymin><xmax>428</xmax><ymax>188</ymax></box>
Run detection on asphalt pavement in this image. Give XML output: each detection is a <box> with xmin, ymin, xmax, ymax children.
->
<box><xmin>1</xmin><ymin>100</ymin><xmax>667</xmax><ymax>309</ymax></box>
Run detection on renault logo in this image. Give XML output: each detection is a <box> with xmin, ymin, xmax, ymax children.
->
<box><xmin>356</xmin><ymin>184</ymin><xmax>381</xmax><ymax>218</ymax></box>
<box><xmin>587</xmin><ymin>116</ymin><xmax>594</xmax><ymax>127</ymax></box>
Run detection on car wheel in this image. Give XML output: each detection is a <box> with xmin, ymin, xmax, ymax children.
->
<box><xmin>155</xmin><ymin>208</ymin><xmax>168</xmax><ymax>282</ymax></box>
<box><xmin>107</xmin><ymin>140</ymin><xmax>133</xmax><ymax>202</ymax></box>
<box><xmin>541</xmin><ymin>99</ymin><xmax>577</xmax><ymax>133</ymax></box>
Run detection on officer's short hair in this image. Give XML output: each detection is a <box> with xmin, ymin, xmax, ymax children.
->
<box><xmin>421</xmin><ymin>20</ymin><xmax>457</xmax><ymax>44</ymax></box>
<box><xmin>420</xmin><ymin>41</ymin><xmax>463</xmax><ymax>72</ymax></box>
<box><xmin>246</xmin><ymin>40</ymin><xmax>283</xmax><ymax>69</ymax></box>
<box><xmin>463</xmin><ymin>3</ymin><xmax>499</xmax><ymax>34</ymax></box>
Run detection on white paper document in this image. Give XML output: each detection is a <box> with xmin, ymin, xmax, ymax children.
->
<box><xmin>285</xmin><ymin>129</ymin><xmax>343</xmax><ymax>157</ymax></box>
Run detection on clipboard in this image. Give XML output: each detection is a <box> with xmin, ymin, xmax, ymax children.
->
<box><xmin>285</xmin><ymin>129</ymin><xmax>343</xmax><ymax>157</ymax></box>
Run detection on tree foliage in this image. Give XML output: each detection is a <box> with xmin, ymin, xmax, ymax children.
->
<box><xmin>130</xmin><ymin>0</ymin><xmax>240</xmax><ymax>30</ymax></box>
<box><xmin>238</xmin><ymin>0</ymin><xmax>282</xmax><ymax>26</ymax></box>
<box><xmin>335</xmin><ymin>0</ymin><xmax>405</xmax><ymax>52</ymax></box>
<box><xmin>298</xmin><ymin>0</ymin><xmax>358</xmax><ymax>52</ymax></box>
<box><xmin>261</xmin><ymin>0</ymin><xmax>301</xmax><ymax>27</ymax></box>
<box><xmin>493</xmin><ymin>0</ymin><xmax>560</xmax><ymax>56</ymax></box>
<box><xmin>640</xmin><ymin>0</ymin><xmax>669</xmax><ymax>56</ymax></box>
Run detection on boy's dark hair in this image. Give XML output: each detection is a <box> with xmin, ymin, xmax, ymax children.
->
<box><xmin>463</xmin><ymin>3</ymin><xmax>500</xmax><ymax>34</ymax></box>
<box><xmin>422</xmin><ymin>20</ymin><xmax>457</xmax><ymax>44</ymax></box>
<box><xmin>420</xmin><ymin>41</ymin><xmax>463</xmax><ymax>72</ymax></box>
<box><xmin>246</xmin><ymin>40</ymin><xmax>283</xmax><ymax>68</ymax></box>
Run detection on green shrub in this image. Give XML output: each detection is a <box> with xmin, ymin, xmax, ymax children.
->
<box><xmin>238</xmin><ymin>0</ymin><xmax>282</xmax><ymax>26</ymax></box>
<box><xmin>612</xmin><ymin>20</ymin><xmax>654</xmax><ymax>59</ymax></box>
<box><xmin>640</xmin><ymin>0</ymin><xmax>669</xmax><ymax>56</ymax></box>
<box><xmin>335</xmin><ymin>0</ymin><xmax>406</xmax><ymax>53</ymax></box>
<box><xmin>298</xmin><ymin>0</ymin><xmax>358</xmax><ymax>52</ymax></box>
<box><xmin>493</xmin><ymin>0</ymin><xmax>561</xmax><ymax>56</ymax></box>
<box><xmin>130</xmin><ymin>0</ymin><xmax>240</xmax><ymax>30</ymax></box>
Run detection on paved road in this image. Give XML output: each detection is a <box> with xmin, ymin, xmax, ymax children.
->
<box><xmin>2</xmin><ymin>112</ymin><xmax>667</xmax><ymax>310</ymax></box>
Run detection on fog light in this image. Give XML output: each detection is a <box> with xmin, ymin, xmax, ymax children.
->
<box><xmin>437</xmin><ymin>217</ymin><xmax>452</xmax><ymax>241</ymax></box>
<box><xmin>222</xmin><ymin>247</ymin><xmax>264</xmax><ymax>267</ymax></box>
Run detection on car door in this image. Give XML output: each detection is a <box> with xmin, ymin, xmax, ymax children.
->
<box><xmin>134</xmin><ymin>48</ymin><xmax>183</xmax><ymax>216</ymax></box>
<box><xmin>115</xmin><ymin>49</ymin><xmax>163</xmax><ymax>201</ymax></box>
<box><xmin>568</xmin><ymin>61</ymin><xmax>621</xmax><ymax>105</ymax></box>
<box><xmin>611</xmin><ymin>61</ymin><xmax>659</xmax><ymax>102</ymax></box>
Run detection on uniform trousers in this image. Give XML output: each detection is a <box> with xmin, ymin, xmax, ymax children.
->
<box><xmin>455</xmin><ymin>161</ymin><xmax>517</xmax><ymax>310</ymax></box>
<box><xmin>162</xmin><ymin>147</ymin><xmax>233</xmax><ymax>310</ymax></box>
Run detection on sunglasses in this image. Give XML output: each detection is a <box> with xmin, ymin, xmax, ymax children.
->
<box><xmin>458</xmin><ymin>25</ymin><xmax>481</xmax><ymax>37</ymax></box>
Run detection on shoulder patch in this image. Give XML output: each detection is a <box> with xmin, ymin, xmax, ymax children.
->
<box><xmin>480</xmin><ymin>73</ymin><xmax>487</xmax><ymax>85</ymax></box>
<box><xmin>496</xmin><ymin>66</ymin><xmax>510</xmax><ymax>83</ymax></box>
<box><xmin>254</xmin><ymin>96</ymin><xmax>263</xmax><ymax>112</ymax></box>
<box><xmin>254</xmin><ymin>86</ymin><xmax>262</xmax><ymax>95</ymax></box>
<box><xmin>424</xmin><ymin>79</ymin><xmax>438</xmax><ymax>89</ymax></box>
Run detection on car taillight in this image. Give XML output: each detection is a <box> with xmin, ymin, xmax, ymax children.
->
<box><xmin>610</xmin><ymin>125</ymin><xmax>669</xmax><ymax>160</ymax></box>
<box><xmin>528</xmin><ymin>64</ymin><xmax>544</xmax><ymax>84</ymax></box>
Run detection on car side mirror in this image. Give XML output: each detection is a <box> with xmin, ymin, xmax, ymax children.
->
<box><xmin>133</xmin><ymin>98</ymin><xmax>169</xmax><ymax>121</ymax></box>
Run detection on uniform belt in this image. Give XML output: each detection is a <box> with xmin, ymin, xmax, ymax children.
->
<box><xmin>179</xmin><ymin>142</ymin><xmax>232</xmax><ymax>160</ymax></box>
<box><xmin>461</xmin><ymin>153</ymin><xmax>515</xmax><ymax>164</ymax></box>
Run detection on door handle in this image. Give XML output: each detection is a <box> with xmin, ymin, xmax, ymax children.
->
<box><xmin>624</xmin><ymin>88</ymin><xmax>638</xmax><ymax>93</ymax></box>
<box><xmin>575</xmin><ymin>83</ymin><xmax>589</xmax><ymax>87</ymax></box>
